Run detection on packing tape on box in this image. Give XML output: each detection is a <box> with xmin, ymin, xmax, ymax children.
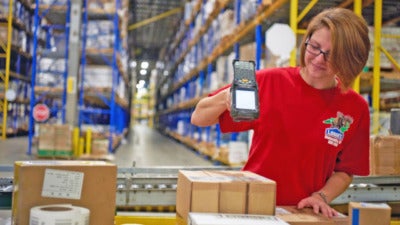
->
<box><xmin>30</xmin><ymin>204</ymin><xmax>90</xmax><ymax>225</ymax></box>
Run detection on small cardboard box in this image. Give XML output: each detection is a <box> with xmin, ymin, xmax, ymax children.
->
<box><xmin>243</xmin><ymin>171</ymin><xmax>276</xmax><ymax>215</ymax></box>
<box><xmin>370</xmin><ymin>135</ymin><xmax>400</xmax><ymax>175</ymax></box>
<box><xmin>276</xmin><ymin>206</ymin><xmax>336</xmax><ymax>225</ymax></box>
<box><xmin>38</xmin><ymin>124</ymin><xmax>55</xmax><ymax>156</ymax></box>
<box><xmin>206</xmin><ymin>171</ymin><xmax>250</xmax><ymax>214</ymax></box>
<box><xmin>276</xmin><ymin>206</ymin><xmax>348</xmax><ymax>225</ymax></box>
<box><xmin>12</xmin><ymin>160</ymin><xmax>117</xmax><ymax>225</ymax></box>
<box><xmin>176</xmin><ymin>170</ymin><xmax>276</xmax><ymax>223</ymax></box>
<box><xmin>176</xmin><ymin>170</ymin><xmax>220</xmax><ymax>222</ymax></box>
<box><xmin>188</xmin><ymin>212</ymin><xmax>290</xmax><ymax>225</ymax></box>
<box><xmin>349</xmin><ymin>202</ymin><xmax>391</xmax><ymax>225</ymax></box>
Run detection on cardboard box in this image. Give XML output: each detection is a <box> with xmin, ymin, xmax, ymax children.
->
<box><xmin>349</xmin><ymin>202</ymin><xmax>391</xmax><ymax>225</ymax></box>
<box><xmin>12</xmin><ymin>160</ymin><xmax>117</xmax><ymax>225</ymax></box>
<box><xmin>176</xmin><ymin>170</ymin><xmax>276</xmax><ymax>223</ymax></box>
<box><xmin>276</xmin><ymin>206</ymin><xmax>348</xmax><ymax>225</ymax></box>
<box><xmin>54</xmin><ymin>124</ymin><xmax>73</xmax><ymax>156</ymax></box>
<box><xmin>208</xmin><ymin>171</ymin><xmax>249</xmax><ymax>214</ymax></box>
<box><xmin>188</xmin><ymin>212</ymin><xmax>290</xmax><ymax>225</ymax></box>
<box><xmin>370</xmin><ymin>135</ymin><xmax>400</xmax><ymax>175</ymax></box>
<box><xmin>243</xmin><ymin>171</ymin><xmax>276</xmax><ymax>215</ymax></box>
<box><xmin>38</xmin><ymin>124</ymin><xmax>73</xmax><ymax>157</ymax></box>
<box><xmin>91</xmin><ymin>139</ymin><xmax>109</xmax><ymax>155</ymax></box>
<box><xmin>176</xmin><ymin>170</ymin><xmax>220</xmax><ymax>222</ymax></box>
<box><xmin>38</xmin><ymin>124</ymin><xmax>55</xmax><ymax>156</ymax></box>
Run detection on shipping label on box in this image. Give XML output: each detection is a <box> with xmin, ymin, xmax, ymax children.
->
<box><xmin>12</xmin><ymin>160</ymin><xmax>117</xmax><ymax>225</ymax></box>
<box><xmin>188</xmin><ymin>212</ymin><xmax>290</xmax><ymax>225</ymax></box>
<box><xmin>349</xmin><ymin>202</ymin><xmax>391</xmax><ymax>225</ymax></box>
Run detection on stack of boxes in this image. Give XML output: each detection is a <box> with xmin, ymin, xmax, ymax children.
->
<box><xmin>38</xmin><ymin>124</ymin><xmax>73</xmax><ymax>157</ymax></box>
<box><xmin>176</xmin><ymin>170</ymin><xmax>387</xmax><ymax>225</ymax></box>
<box><xmin>176</xmin><ymin>170</ymin><xmax>276</xmax><ymax>224</ymax></box>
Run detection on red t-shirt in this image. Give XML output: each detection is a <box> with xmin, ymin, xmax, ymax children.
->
<box><xmin>216</xmin><ymin>67</ymin><xmax>370</xmax><ymax>205</ymax></box>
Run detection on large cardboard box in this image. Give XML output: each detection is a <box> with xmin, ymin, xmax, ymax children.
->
<box><xmin>370</xmin><ymin>135</ymin><xmax>400</xmax><ymax>175</ymax></box>
<box><xmin>276</xmin><ymin>206</ymin><xmax>347</xmax><ymax>225</ymax></box>
<box><xmin>12</xmin><ymin>160</ymin><xmax>117</xmax><ymax>225</ymax></box>
<box><xmin>348</xmin><ymin>202</ymin><xmax>391</xmax><ymax>225</ymax></box>
<box><xmin>176</xmin><ymin>170</ymin><xmax>276</xmax><ymax>223</ymax></box>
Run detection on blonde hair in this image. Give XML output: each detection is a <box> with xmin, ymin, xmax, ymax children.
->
<box><xmin>299</xmin><ymin>8</ymin><xmax>370</xmax><ymax>89</ymax></box>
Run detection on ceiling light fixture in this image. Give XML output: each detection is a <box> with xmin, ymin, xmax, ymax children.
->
<box><xmin>140</xmin><ymin>69</ymin><xmax>147</xmax><ymax>75</ymax></box>
<box><xmin>141</xmin><ymin>61</ymin><xmax>149</xmax><ymax>69</ymax></box>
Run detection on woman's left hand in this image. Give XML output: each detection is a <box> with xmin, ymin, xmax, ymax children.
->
<box><xmin>297</xmin><ymin>194</ymin><xmax>338</xmax><ymax>218</ymax></box>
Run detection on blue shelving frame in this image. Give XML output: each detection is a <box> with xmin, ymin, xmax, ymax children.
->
<box><xmin>0</xmin><ymin>0</ymin><xmax>34</xmax><ymax>138</ymax></box>
<box><xmin>28</xmin><ymin>0</ymin><xmax>71</xmax><ymax>154</ymax></box>
<box><xmin>78</xmin><ymin>0</ymin><xmax>130</xmax><ymax>153</ymax></box>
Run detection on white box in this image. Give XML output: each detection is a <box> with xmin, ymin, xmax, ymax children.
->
<box><xmin>188</xmin><ymin>213</ymin><xmax>290</xmax><ymax>225</ymax></box>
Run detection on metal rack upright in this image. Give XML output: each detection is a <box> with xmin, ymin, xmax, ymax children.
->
<box><xmin>28</xmin><ymin>0</ymin><xmax>71</xmax><ymax>154</ymax></box>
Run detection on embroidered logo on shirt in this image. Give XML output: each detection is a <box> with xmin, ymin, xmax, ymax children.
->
<box><xmin>323</xmin><ymin>112</ymin><xmax>353</xmax><ymax>147</ymax></box>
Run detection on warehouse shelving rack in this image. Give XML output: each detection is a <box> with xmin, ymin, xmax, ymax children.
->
<box><xmin>155</xmin><ymin>0</ymin><xmax>278</xmax><ymax>165</ymax></box>
<box><xmin>79</xmin><ymin>0</ymin><xmax>130</xmax><ymax>153</ymax></box>
<box><xmin>0</xmin><ymin>0</ymin><xmax>34</xmax><ymax>139</ymax></box>
<box><xmin>28</xmin><ymin>0</ymin><xmax>71</xmax><ymax>154</ymax></box>
<box><xmin>27</xmin><ymin>0</ymin><xmax>130</xmax><ymax>154</ymax></box>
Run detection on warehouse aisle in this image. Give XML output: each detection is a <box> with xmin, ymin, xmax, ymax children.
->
<box><xmin>115</xmin><ymin>124</ymin><xmax>213</xmax><ymax>167</ymax></box>
<box><xmin>0</xmin><ymin>124</ymin><xmax>213</xmax><ymax>168</ymax></box>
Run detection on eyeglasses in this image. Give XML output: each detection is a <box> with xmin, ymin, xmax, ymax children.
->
<box><xmin>305</xmin><ymin>41</ymin><xmax>330</xmax><ymax>61</ymax></box>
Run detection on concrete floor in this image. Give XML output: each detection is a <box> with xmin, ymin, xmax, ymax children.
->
<box><xmin>0</xmin><ymin>124</ymin><xmax>213</xmax><ymax>170</ymax></box>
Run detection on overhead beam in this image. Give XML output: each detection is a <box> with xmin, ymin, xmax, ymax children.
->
<box><xmin>128</xmin><ymin>7</ymin><xmax>182</xmax><ymax>31</ymax></box>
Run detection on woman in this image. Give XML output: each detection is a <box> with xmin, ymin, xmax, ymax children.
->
<box><xmin>191</xmin><ymin>8</ymin><xmax>371</xmax><ymax>217</ymax></box>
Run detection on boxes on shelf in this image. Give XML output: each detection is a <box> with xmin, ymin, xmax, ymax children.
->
<box><xmin>176</xmin><ymin>170</ymin><xmax>276</xmax><ymax>223</ymax></box>
<box><xmin>87</xmin><ymin>0</ymin><xmax>116</xmax><ymax>12</ymax></box>
<box><xmin>54</xmin><ymin>124</ymin><xmax>73</xmax><ymax>157</ymax></box>
<box><xmin>0</xmin><ymin>26</ymin><xmax>21</xmax><ymax>47</ymax></box>
<box><xmin>91</xmin><ymin>138</ymin><xmax>109</xmax><ymax>155</ymax></box>
<box><xmin>369</xmin><ymin>135</ymin><xmax>400</xmax><ymax>175</ymax></box>
<box><xmin>38</xmin><ymin>124</ymin><xmax>55</xmax><ymax>156</ymax></box>
<box><xmin>12</xmin><ymin>160</ymin><xmax>117</xmax><ymax>225</ymax></box>
<box><xmin>38</xmin><ymin>124</ymin><xmax>73</xmax><ymax>157</ymax></box>
<box><xmin>348</xmin><ymin>202</ymin><xmax>391</xmax><ymax>225</ymax></box>
<box><xmin>275</xmin><ymin>206</ymin><xmax>348</xmax><ymax>225</ymax></box>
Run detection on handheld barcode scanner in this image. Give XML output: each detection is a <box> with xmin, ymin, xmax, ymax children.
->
<box><xmin>230</xmin><ymin>60</ymin><xmax>259</xmax><ymax>121</ymax></box>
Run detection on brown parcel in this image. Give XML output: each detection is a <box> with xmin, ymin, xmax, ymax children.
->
<box><xmin>276</xmin><ymin>206</ymin><xmax>348</xmax><ymax>225</ymax></box>
<box><xmin>12</xmin><ymin>160</ymin><xmax>117</xmax><ymax>225</ymax></box>
<box><xmin>349</xmin><ymin>202</ymin><xmax>391</xmax><ymax>225</ymax></box>
<box><xmin>369</xmin><ymin>135</ymin><xmax>400</xmax><ymax>175</ymax></box>
<box><xmin>176</xmin><ymin>170</ymin><xmax>276</xmax><ymax>223</ymax></box>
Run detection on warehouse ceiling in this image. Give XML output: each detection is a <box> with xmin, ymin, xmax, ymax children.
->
<box><xmin>128</xmin><ymin>0</ymin><xmax>400</xmax><ymax>87</ymax></box>
<box><xmin>128</xmin><ymin>0</ymin><xmax>186</xmax><ymax>86</ymax></box>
